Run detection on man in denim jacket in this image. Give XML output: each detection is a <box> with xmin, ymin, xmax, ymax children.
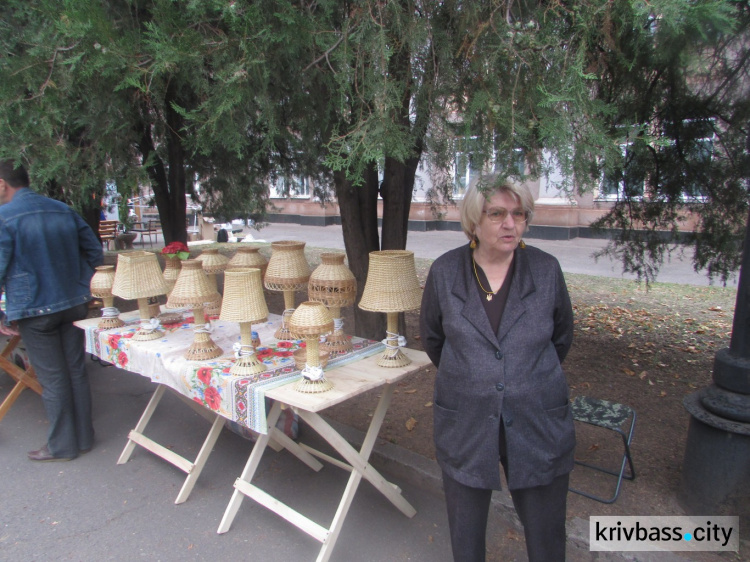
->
<box><xmin>0</xmin><ymin>160</ymin><xmax>103</xmax><ymax>461</ymax></box>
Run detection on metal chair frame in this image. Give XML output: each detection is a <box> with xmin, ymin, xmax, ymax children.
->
<box><xmin>569</xmin><ymin>395</ymin><xmax>636</xmax><ymax>504</ymax></box>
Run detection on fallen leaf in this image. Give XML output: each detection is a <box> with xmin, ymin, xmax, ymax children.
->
<box><xmin>638</xmin><ymin>371</ymin><xmax>648</xmax><ymax>380</ymax></box>
<box><xmin>660</xmin><ymin>391</ymin><xmax>667</xmax><ymax>397</ymax></box>
<box><xmin>404</xmin><ymin>389</ymin><xmax>417</xmax><ymax>394</ymax></box>
<box><xmin>648</xmin><ymin>379</ymin><xmax>655</xmax><ymax>386</ymax></box>
<box><xmin>405</xmin><ymin>417</ymin><xmax>417</xmax><ymax>431</ymax></box>
<box><xmin>424</xmin><ymin>401</ymin><xmax>433</xmax><ymax>407</ymax></box>
<box><xmin>588</xmin><ymin>444</ymin><xmax>600</xmax><ymax>451</ymax></box>
<box><xmin>623</xmin><ymin>368</ymin><xmax>635</xmax><ymax>376</ymax></box>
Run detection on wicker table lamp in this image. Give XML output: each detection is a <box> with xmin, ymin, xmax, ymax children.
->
<box><xmin>264</xmin><ymin>240</ymin><xmax>310</xmax><ymax>340</ymax></box>
<box><xmin>197</xmin><ymin>248</ymin><xmax>229</xmax><ymax>316</ymax></box>
<box><xmin>90</xmin><ymin>265</ymin><xmax>125</xmax><ymax>329</ymax></box>
<box><xmin>289</xmin><ymin>301</ymin><xmax>334</xmax><ymax>393</ymax></box>
<box><xmin>112</xmin><ymin>251</ymin><xmax>170</xmax><ymax>341</ymax></box>
<box><xmin>358</xmin><ymin>250</ymin><xmax>422</xmax><ymax>367</ymax></box>
<box><xmin>219</xmin><ymin>268</ymin><xmax>269</xmax><ymax>375</ymax></box>
<box><xmin>308</xmin><ymin>253</ymin><xmax>357</xmax><ymax>354</ymax></box>
<box><xmin>162</xmin><ymin>255</ymin><xmax>182</xmax><ymax>295</ymax></box>
<box><xmin>227</xmin><ymin>246</ymin><xmax>268</xmax><ymax>278</ymax></box>
<box><xmin>166</xmin><ymin>259</ymin><xmax>223</xmax><ymax>360</ymax></box>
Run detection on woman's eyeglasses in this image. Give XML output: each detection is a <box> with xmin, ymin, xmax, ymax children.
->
<box><xmin>483</xmin><ymin>207</ymin><xmax>527</xmax><ymax>224</ymax></box>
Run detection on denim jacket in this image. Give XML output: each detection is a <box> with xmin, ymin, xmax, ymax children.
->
<box><xmin>0</xmin><ymin>188</ymin><xmax>103</xmax><ymax>322</ymax></box>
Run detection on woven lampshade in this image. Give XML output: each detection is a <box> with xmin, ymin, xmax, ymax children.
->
<box><xmin>358</xmin><ymin>250</ymin><xmax>422</xmax><ymax>368</ymax></box>
<box><xmin>289</xmin><ymin>301</ymin><xmax>334</xmax><ymax>393</ymax></box>
<box><xmin>166</xmin><ymin>259</ymin><xmax>221</xmax><ymax>308</ymax></box>
<box><xmin>220</xmin><ymin>268</ymin><xmax>268</xmax><ymax>324</ymax></box>
<box><xmin>288</xmin><ymin>301</ymin><xmax>334</xmax><ymax>339</ymax></box>
<box><xmin>166</xmin><ymin>259</ymin><xmax>222</xmax><ymax>361</ymax></box>
<box><xmin>358</xmin><ymin>250</ymin><xmax>422</xmax><ymax>313</ymax></box>
<box><xmin>90</xmin><ymin>265</ymin><xmax>124</xmax><ymax>329</ymax></box>
<box><xmin>90</xmin><ymin>265</ymin><xmax>116</xmax><ymax>298</ymax></box>
<box><xmin>265</xmin><ymin>240</ymin><xmax>311</xmax><ymax>340</ymax></box>
<box><xmin>197</xmin><ymin>248</ymin><xmax>229</xmax><ymax>274</ymax></box>
<box><xmin>220</xmin><ymin>268</ymin><xmax>269</xmax><ymax>375</ymax></box>
<box><xmin>111</xmin><ymin>251</ymin><xmax>169</xmax><ymax>341</ymax></box>
<box><xmin>162</xmin><ymin>255</ymin><xmax>182</xmax><ymax>293</ymax></box>
<box><xmin>308</xmin><ymin>253</ymin><xmax>357</xmax><ymax>307</ymax></box>
<box><xmin>112</xmin><ymin>251</ymin><xmax>169</xmax><ymax>300</ymax></box>
<box><xmin>264</xmin><ymin>240</ymin><xmax>310</xmax><ymax>291</ymax></box>
<box><xmin>227</xmin><ymin>246</ymin><xmax>268</xmax><ymax>277</ymax></box>
<box><xmin>309</xmin><ymin>253</ymin><xmax>357</xmax><ymax>354</ymax></box>
<box><xmin>196</xmin><ymin>248</ymin><xmax>227</xmax><ymax>316</ymax></box>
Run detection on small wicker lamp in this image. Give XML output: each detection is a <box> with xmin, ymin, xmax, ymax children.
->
<box><xmin>111</xmin><ymin>251</ymin><xmax>169</xmax><ymax>341</ymax></box>
<box><xmin>219</xmin><ymin>268</ymin><xmax>269</xmax><ymax>375</ymax></box>
<box><xmin>90</xmin><ymin>265</ymin><xmax>125</xmax><ymax>329</ymax></box>
<box><xmin>289</xmin><ymin>301</ymin><xmax>334</xmax><ymax>393</ymax></box>
<box><xmin>166</xmin><ymin>259</ymin><xmax>223</xmax><ymax>360</ymax></box>
<box><xmin>358</xmin><ymin>250</ymin><xmax>422</xmax><ymax>367</ymax></box>
<box><xmin>264</xmin><ymin>240</ymin><xmax>310</xmax><ymax>340</ymax></box>
<box><xmin>227</xmin><ymin>246</ymin><xmax>268</xmax><ymax>278</ymax></box>
<box><xmin>197</xmin><ymin>248</ymin><xmax>229</xmax><ymax>316</ymax></box>
<box><xmin>308</xmin><ymin>253</ymin><xmax>357</xmax><ymax>354</ymax></box>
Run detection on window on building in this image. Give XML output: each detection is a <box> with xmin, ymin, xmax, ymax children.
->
<box><xmin>452</xmin><ymin>138</ymin><xmax>526</xmax><ymax>198</ymax></box>
<box><xmin>274</xmin><ymin>176</ymin><xmax>310</xmax><ymax>198</ymax></box>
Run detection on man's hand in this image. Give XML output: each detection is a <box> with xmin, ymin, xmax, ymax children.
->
<box><xmin>0</xmin><ymin>317</ymin><xmax>20</xmax><ymax>337</ymax></box>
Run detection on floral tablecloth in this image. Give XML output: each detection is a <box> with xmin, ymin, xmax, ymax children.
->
<box><xmin>81</xmin><ymin>311</ymin><xmax>384</xmax><ymax>433</ymax></box>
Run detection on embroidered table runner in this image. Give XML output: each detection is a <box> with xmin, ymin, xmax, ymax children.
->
<box><xmin>81</xmin><ymin>311</ymin><xmax>384</xmax><ymax>433</ymax></box>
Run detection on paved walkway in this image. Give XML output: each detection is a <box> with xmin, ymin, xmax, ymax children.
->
<box><xmin>249</xmin><ymin>223</ymin><xmax>737</xmax><ymax>287</ymax></box>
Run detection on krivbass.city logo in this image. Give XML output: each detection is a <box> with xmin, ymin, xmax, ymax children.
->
<box><xmin>590</xmin><ymin>516</ymin><xmax>739</xmax><ymax>552</ymax></box>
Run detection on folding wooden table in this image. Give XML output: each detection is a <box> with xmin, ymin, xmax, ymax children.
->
<box><xmin>0</xmin><ymin>335</ymin><xmax>42</xmax><ymax>422</ymax></box>
<box><xmin>217</xmin><ymin>347</ymin><xmax>431</xmax><ymax>562</ymax></box>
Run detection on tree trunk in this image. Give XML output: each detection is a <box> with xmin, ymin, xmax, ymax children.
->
<box><xmin>135</xmin><ymin>88</ymin><xmax>188</xmax><ymax>246</ymax></box>
<box><xmin>335</xmin><ymin>165</ymin><xmax>385</xmax><ymax>340</ymax></box>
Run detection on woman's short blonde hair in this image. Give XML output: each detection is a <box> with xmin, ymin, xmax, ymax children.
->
<box><xmin>459</xmin><ymin>174</ymin><xmax>535</xmax><ymax>241</ymax></box>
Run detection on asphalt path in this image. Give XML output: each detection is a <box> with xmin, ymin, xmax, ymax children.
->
<box><xmin>248</xmin><ymin>223</ymin><xmax>738</xmax><ymax>287</ymax></box>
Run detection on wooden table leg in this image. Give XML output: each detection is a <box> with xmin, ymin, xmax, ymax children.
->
<box><xmin>217</xmin><ymin>400</ymin><xmax>284</xmax><ymax>534</ymax></box>
<box><xmin>117</xmin><ymin>384</ymin><xmax>167</xmax><ymax>464</ymax></box>
<box><xmin>0</xmin><ymin>335</ymin><xmax>42</xmax><ymax>423</ymax></box>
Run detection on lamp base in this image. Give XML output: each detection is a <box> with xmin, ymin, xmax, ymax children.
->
<box><xmin>158</xmin><ymin>312</ymin><xmax>183</xmax><ymax>325</ymax></box>
<box><xmin>230</xmin><ymin>354</ymin><xmax>267</xmax><ymax>376</ymax></box>
<box><xmin>204</xmin><ymin>300</ymin><xmax>222</xmax><ymax>318</ymax></box>
<box><xmin>274</xmin><ymin>325</ymin><xmax>294</xmax><ymax>341</ymax></box>
<box><xmin>321</xmin><ymin>333</ymin><xmax>352</xmax><ymax>354</ymax></box>
<box><xmin>294</xmin><ymin>376</ymin><xmax>334</xmax><ymax>393</ymax></box>
<box><xmin>377</xmin><ymin>347</ymin><xmax>412</xmax><ymax>368</ymax></box>
<box><xmin>98</xmin><ymin>316</ymin><xmax>125</xmax><ymax>330</ymax></box>
<box><xmin>185</xmin><ymin>339</ymin><xmax>223</xmax><ymax>361</ymax></box>
<box><xmin>132</xmin><ymin>328</ymin><xmax>165</xmax><ymax>341</ymax></box>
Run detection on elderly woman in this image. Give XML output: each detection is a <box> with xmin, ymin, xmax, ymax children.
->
<box><xmin>420</xmin><ymin>174</ymin><xmax>575</xmax><ymax>561</ymax></box>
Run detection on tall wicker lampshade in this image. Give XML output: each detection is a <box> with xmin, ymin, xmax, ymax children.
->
<box><xmin>264</xmin><ymin>240</ymin><xmax>310</xmax><ymax>340</ymax></box>
<box><xmin>308</xmin><ymin>253</ymin><xmax>357</xmax><ymax>354</ymax></box>
<box><xmin>219</xmin><ymin>268</ymin><xmax>269</xmax><ymax>376</ymax></box>
<box><xmin>197</xmin><ymin>248</ymin><xmax>229</xmax><ymax>316</ymax></box>
<box><xmin>289</xmin><ymin>301</ymin><xmax>334</xmax><ymax>393</ymax></box>
<box><xmin>166</xmin><ymin>259</ymin><xmax>223</xmax><ymax>360</ymax></box>
<box><xmin>227</xmin><ymin>247</ymin><xmax>268</xmax><ymax>278</ymax></box>
<box><xmin>90</xmin><ymin>265</ymin><xmax>125</xmax><ymax>329</ymax></box>
<box><xmin>358</xmin><ymin>250</ymin><xmax>422</xmax><ymax>367</ymax></box>
<box><xmin>162</xmin><ymin>255</ymin><xmax>182</xmax><ymax>294</ymax></box>
<box><xmin>111</xmin><ymin>251</ymin><xmax>169</xmax><ymax>341</ymax></box>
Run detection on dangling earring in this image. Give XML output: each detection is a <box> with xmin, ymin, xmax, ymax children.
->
<box><xmin>470</xmin><ymin>237</ymin><xmax>477</xmax><ymax>249</ymax></box>
<box><xmin>519</xmin><ymin>239</ymin><xmax>526</xmax><ymax>249</ymax></box>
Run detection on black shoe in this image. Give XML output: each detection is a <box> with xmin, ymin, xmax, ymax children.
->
<box><xmin>27</xmin><ymin>444</ymin><xmax>76</xmax><ymax>462</ymax></box>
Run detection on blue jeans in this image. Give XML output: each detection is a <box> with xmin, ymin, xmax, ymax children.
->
<box><xmin>17</xmin><ymin>303</ymin><xmax>93</xmax><ymax>457</ymax></box>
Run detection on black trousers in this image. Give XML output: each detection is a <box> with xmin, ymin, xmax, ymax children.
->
<box><xmin>442</xmin><ymin>425</ymin><xmax>569</xmax><ymax>561</ymax></box>
<box><xmin>17</xmin><ymin>303</ymin><xmax>93</xmax><ymax>457</ymax></box>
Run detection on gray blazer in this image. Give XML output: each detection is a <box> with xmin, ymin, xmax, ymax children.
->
<box><xmin>420</xmin><ymin>243</ymin><xmax>575</xmax><ymax>490</ymax></box>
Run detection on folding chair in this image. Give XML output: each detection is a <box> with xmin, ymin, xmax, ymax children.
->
<box><xmin>569</xmin><ymin>395</ymin><xmax>636</xmax><ymax>503</ymax></box>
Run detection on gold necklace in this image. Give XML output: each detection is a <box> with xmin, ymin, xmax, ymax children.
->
<box><xmin>472</xmin><ymin>257</ymin><xmax>497</xmax><ymax>301</ymax></box>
